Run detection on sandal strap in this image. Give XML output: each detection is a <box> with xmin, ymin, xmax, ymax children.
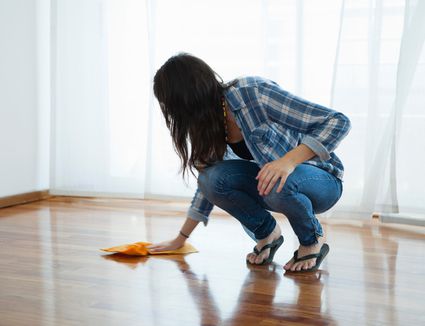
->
<box><xmin>256</xmin><ymin>242</ymin><xmax>276</xmax><ymax>253</ymax></box>
<box><xmin>294</xmin><ymin>251</ymin><xmax>321</xmax><ymax>263</ymax></box>
<box><xmin>253</xmin><ymin>236</ymin><xmax>283</xmax><ymax>255</ymax></box>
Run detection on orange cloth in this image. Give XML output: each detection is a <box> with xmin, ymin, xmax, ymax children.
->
<box><xmin>101</xmin><ymin>241</ymin><xmax>198</xmax><ymax>256</ymax></box>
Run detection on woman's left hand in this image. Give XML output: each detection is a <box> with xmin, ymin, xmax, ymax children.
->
<box><xmin>256</xmin><ymin>157</ymin><xmax>297</xmax><ymax>196</ymax></box>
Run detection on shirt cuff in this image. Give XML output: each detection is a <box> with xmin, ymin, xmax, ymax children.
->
<box><xmin>301</xmin><ymin>135</ymin><xmax>331</xmax><ymax>161</ymax></box>
<box><xmin>187</xmin><ymin>207</ymin><xmax>209</xmax><ymax>226</ymax></box>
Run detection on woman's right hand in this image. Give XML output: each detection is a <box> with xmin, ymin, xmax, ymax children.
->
<box><xmin>147</xmin><ymin>237</ymin><xmax>185</xmax><ymax>253</ymax></box>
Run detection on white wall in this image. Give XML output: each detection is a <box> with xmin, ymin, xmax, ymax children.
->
<box><xmin>0</xmin><ymin>0</ymin><xmax>50</xmax><ymax>197</ymax></box>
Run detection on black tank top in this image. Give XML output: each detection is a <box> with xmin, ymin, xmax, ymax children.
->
<box><xmin>228</xmin><ymin>139</ymin><xmax>254</xmax><ymax>160</ymax></box>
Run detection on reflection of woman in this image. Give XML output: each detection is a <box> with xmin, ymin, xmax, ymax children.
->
<box><xmin>225</xmin><ymin>268</ymin><xmax>330</xmax><ymax>325</ymax></box>
<box><xmin>148</xmin><ymin>53</ymin><xmax>351</xmax><ymax>272</ymax></box>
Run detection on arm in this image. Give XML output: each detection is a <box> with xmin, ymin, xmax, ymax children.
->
<box><xmin>148</xmin><ymin>146</ymin><xmax>235</xmax><ymax>251</ymax></box>
<box><xmin>147</xmin><ymin>187</ymin><xmax>214</xmax><ymax>252</ymax></box>
<box><xmin>257</xmin><ymin>80</ymin><xmax>351</xmax><ymax>161</ymax></box>
<box><xmin>255</xmin><ymin>80</ymin><xmax>351</xmax><ymax>195</ymax></box>
<box><xmin>281</xmin><ymin>143</ymin><xmax>316</xmax><ymax>166</ymax></box>
<box><xmin>147</xmin><ymin>218</ymin><xmax>200</xmax><ymax>252</ymax></box>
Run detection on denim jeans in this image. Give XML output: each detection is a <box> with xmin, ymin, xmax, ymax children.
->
<box><xmin>198</xmin><ymin>159</ymin><xmax>343</xmax><ymax>246</ymax></box>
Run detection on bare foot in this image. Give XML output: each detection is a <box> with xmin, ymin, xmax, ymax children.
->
<box><xmin>246</xmin><ymin>223</ymin><xmax>282</xmax><ymax>265</ymax></box>
<box><xmin>284</xmin><ymin>235</ymin><xmax>326</xmax><ymax>272</ymax></box>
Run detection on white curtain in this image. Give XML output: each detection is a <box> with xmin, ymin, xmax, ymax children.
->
<box><xmin>50</xmin><ymin>0</ymin><xmax>425</xmax><ymax>217</ymax></box>
<box><xmin>51</xmin><ymin>0</ymin><xmax>150</xmax><ymax>197</ymax></box>
<box><xmin>331</xmin><ymin>0</ymin><xmax>425</xmax><ymax>217</ymax></box>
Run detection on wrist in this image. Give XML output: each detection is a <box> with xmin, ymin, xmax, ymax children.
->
<box><xmin>175</xmin><ymin>234</ymin><xmax>187</xmax><ymax>244</ymax></box>
<box><xmin>280</xmin><ymin>155</ymin><xmax>298</xmax><ymax>168</ymax></box>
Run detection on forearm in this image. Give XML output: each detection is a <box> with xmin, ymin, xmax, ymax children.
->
<box><xmin>176</xmin><ymin>218</ymin><xmax>200</xmax><ymax>243</ymax></box>
<box><xmin>282</xmin><ymin>144</ymin><xmax>316</xmax><ymax>166</ymax></box>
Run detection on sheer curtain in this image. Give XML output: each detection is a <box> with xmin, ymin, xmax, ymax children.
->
<box><xmin>50</xmin><ymin>0</ymin><xmax>425</xmax><ymax>219</ymax></box>
<box><xmin>51</xmin><ymin>0</ymin><xmax>150</xmax><ymax>197</ymax></box>
<box><xmin>145</xmin><ymin>0</ymin><xmax>342</xmax><ymax>198</ymax></box>
<box><xmin>331</xmin><ymin>0</ymin><xmax>425</xmax><ymax>220</ymax></box>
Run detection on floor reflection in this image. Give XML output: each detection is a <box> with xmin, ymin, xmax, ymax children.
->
<box><xmin>102</xmin><ymin>253</ymin><xmax>150</xmax><ymax>269</ymax></box>
<box><xmin>103</xmin><ymin>253</ymin><xmax>221</xmax><ymax>324</ymax></box>
<box><xmin>223</xmin><ymin>266</ymin><xmax>334</xmax><ymax>325</ymax></box>
<box><xmin>362</xmin><ymin>222</ymin><xmax>399</xmax><ymax>325</ymax></box>
<box><xmin>3</xmin><ymin>198</ymin><xmax>425</xmax><ymax>325</ymax></box>
<box><xmin>102</xmin><ymin>254</ymin><xmax>335</xmax><ymax>325</ymax></box>
<box><xmin>99</xmin><ymin>219</ymin><xmax>425</xmax><ymax>325</ymax></box>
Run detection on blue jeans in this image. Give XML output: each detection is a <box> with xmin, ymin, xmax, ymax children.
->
<box><xmin>198</xmin><ymin>160</ymin><xmax>343</xmax><ymax>246</ymax></box>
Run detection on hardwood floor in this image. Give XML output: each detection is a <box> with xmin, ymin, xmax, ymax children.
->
<box><xmin>0</xmin><ymin>196</ymin><xmax>424</xmax><ymax>326</ymax></box>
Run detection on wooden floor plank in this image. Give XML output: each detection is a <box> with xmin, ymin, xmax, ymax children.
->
<box><xmin>0</xmin><ymin>197</ymin><xmax>424</xmax><ymax>326</ymax></box>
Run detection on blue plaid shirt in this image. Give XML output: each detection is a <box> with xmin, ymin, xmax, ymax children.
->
<box><xmin>188</xmin><ymin>76</ymin><xmax>351</xmax><ymax>225</ymax></box>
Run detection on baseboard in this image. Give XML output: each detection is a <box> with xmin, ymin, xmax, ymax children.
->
<box><xmin>378</xmin><ymin>213</ymin><xmax>425</xmax><ymax>227</ymax></box>
<box><xmin>0</xmin><ymin>190</ymin><xmax>51</xmax><ymax>209</ymax></box>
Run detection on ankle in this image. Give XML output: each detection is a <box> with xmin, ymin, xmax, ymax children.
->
<box><xmin>258</xmin><ymin>227</ymin><xmax>281</xmax><ymax>243</ymax></box>
<box><xmin>270</xmin><ymin>223</ymin><xmax>281</xmax><ymax>237</ymax></box>
<box><xmin>300</xmin><ymin>234</ymin><xmax>325</xmax><ymax>248</ymax></box>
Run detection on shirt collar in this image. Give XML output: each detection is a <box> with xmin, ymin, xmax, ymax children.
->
<box><xmin>224</xmin><ymin>83</ymin><xmax>244</xmax><ymax>112</ymax></box>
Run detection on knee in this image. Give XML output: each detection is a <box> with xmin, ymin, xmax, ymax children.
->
<box><xmin>263</xmin><ymin>190</ymin><xmax>283</xmax><ymax>212</ymax></box>
<box><xmin>263</xmin><ymin>174</ymin><xmax>299</xmax><ymax>210</ymax></box>
<box><xmin>280</xmin><ymin>174</ymin><xmax>299</xmax><ymax>194</ymax></box>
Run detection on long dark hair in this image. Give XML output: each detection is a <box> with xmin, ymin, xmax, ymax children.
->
<box><xmin>153</xmin><ymin>53</ymin><xmax>230</xmax><ymax>178</ymax></box>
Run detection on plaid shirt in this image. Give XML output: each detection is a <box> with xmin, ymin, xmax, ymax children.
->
<box><xmin>187</xmin><ymin>76</ymin><xmax>351</xmax><ymax>225</ymax></box>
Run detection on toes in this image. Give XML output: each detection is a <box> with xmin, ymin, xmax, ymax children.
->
<box><xmin>290</xmin><ymin>259</ymin><xmax>317</xmax><ymax>271</ymax></box>
<box><xmin>255</xmin><ymin>249</ymin><xmax>269</xmax><ymax>264</ymax></box>
<box><xmin>254</xmin><ymin>254</ymin><xmax>264</xmax><ymax>264</ymax></box>
<box><xmin>284</xmin><ymin>258</ymin><xmax>294</xmax><ymax>270</ymax></box>
<box><xmin>290</xmin><ymin>261</ymin><xmax>310</xmax><ymax>271</ymax></box>
<box><xmin>247</xmin><ymin>252</ymin><xmax>263</xmax><ymax>264</ymax></box>
<box><xmin>250</xmin><ymin>254</ymin><xmax>257</xmax><ymax>264</ymax></box>
<box><xmin>286</xmin><ymin>245</ymin><xmax>321</xmax><ymax>272</ymax></box>
<box><xmin>296</xmin><ymin>263</ymin><xmax>303</xmax><ymax>271</ymax></box>
<box><xmin>290</xmin><ymin>262</ymin><xmax>298</xmax><ymax>272</ymax></box>
<box><xmin>306</xmin><ymin>258</ymin><xmax>316</xmax><ymax>269</ymax></box>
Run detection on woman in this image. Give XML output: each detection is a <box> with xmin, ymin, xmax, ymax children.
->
<box><xmin>148</xmin><ymin>53</ymin><xmax>351</xmax><ymax>272</ymax></box>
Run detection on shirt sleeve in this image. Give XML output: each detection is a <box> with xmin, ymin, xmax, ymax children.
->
<box><xmin>187</xmin><ymin>187</ymin><xmax>214</xmax><ymax>226</ymax></box>
<box><xmin>256</xmin><ymin>80</ymin><xmax>352</xmax><ymax>161</ymax></box>
<box><xmin>186</xmin><ymin>145</ymin><xmax>237</xmax><ymax>225</ymax></box>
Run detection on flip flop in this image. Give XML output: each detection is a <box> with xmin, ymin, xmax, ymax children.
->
<box><xmin>287</xmin><ymin>243</ymin><xmax>330</xmax><ymax>273</ymax></box>
<box><xmin>246</xmin><ymin>235</ymin><xmax>284</xmax><ymax>265</ymax></box>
